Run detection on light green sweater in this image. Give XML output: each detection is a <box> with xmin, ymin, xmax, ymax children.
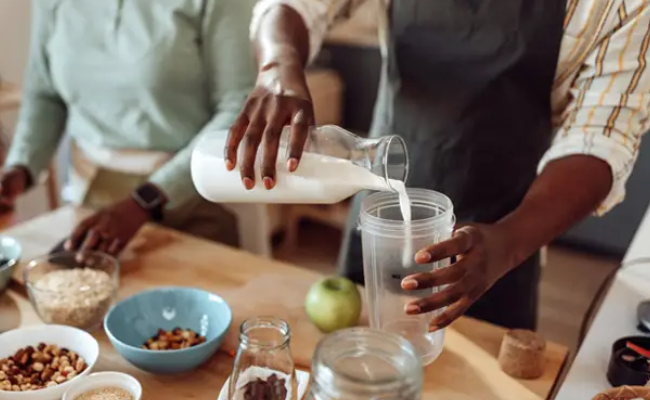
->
<box><xmin>5</xmin><ymin>0</ymin><xmax>257</xmax><ymax>208</ymax></box>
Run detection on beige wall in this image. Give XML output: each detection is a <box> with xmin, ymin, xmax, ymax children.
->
<box><xmin>0</xmin><ymin>0</ymin><xmax>51</xmax><ymax>219</ymax></box>
<box><xmin>0</xmin><ymin>0</ymin><xmax>31</xmax><ymax>131</ymax></box>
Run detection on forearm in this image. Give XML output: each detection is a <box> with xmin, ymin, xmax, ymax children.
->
<box><xmin>498</xmin><ymin>155</ymin><xmax>613</xmax><ymax>269</ymax></box>
<box><xmin>254</xmin><ymin>5</ymin><xmax>310</xmax><ymax>71</ymax></box>
<box><xmin>149</xmin><ymin>104</ymin><xmax>244</xmax><ymax>209</ymax></box>
<box><xmin>5</xmin><ymin>96</ymin><xmax>66</xmax><ymax>183</ymax></box>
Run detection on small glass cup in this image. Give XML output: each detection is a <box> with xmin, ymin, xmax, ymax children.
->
<box><xmin>24</xmin><ymin>251</ymin><xmax>119</xmax><ymax>331</ymax></box>
<box><xmin>228</xmin><ymin>317</ymin><xmax>298</xmax><ymax>400</ymax></box>
<box><xmin>306</xmin><ymin>327</ymin><xmax>422</xmax><ymax>400</ymax></box>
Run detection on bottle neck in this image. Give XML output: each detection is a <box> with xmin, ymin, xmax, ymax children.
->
<box><xmin>362</xmin><ymin>135</ymin><xmax>409</xmax><ymax>191</ymax></box>
<box><xmin>239</xmin><ymin>317</ymin><xmax>291</xmax><ymax>350</ymax></box>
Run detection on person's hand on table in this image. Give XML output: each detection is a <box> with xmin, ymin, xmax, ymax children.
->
<box><xmin>0</xmin><ymin>166</ymin><xmax>31</xmax><ymax>212</ymax></box>
<box><xmin>65</xmin><ymin>197</ymin><xmax>151</xmax><ymax>256</ymax></box>
<box><xmin>225</xmin><ymin>63</ymin><xmax>314</xmax><ymax>191</ymax></box>
<box><xmin>401</xmin><ymin>224</ymin><xmax>516</xmax><ymax>332</ymax></box>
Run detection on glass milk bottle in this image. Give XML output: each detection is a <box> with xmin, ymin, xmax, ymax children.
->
<box><xmin>191</xmin><ymin>125</ymin><xmax>408</xmax><ymax>203</ymax></box>
<box><xmin>305</xmin><ymin>328</ymin><xmax>422</xmax><ymax>400</ymax></box>
<box><xmin>359</xmin><ymin>189</ymin><xmax>455</xmax><ymax>366</ymax></box>
<box><xmin>228</xmin><ymin>317</ymin><xmax>298</xmax><ymax>400</ymax></box>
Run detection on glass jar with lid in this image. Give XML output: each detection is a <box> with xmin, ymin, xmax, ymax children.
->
<box><xmin>306</xmin><ymin>328</ymin><xmax>423</xmax><ymax>400</ymax></box>
<box><xmin>229</xmin><ymin>317</ymin><xmax>298</xmax><ymax>400</ymax></box>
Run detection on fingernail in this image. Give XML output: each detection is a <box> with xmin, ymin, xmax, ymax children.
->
<box><xmin>287</xmin><ymin>158</ymin><xmax>298</xmax><ymax>172</ymax></box>
<box><xmin>404</xmin><ymin>304</ymin><xmax>421</xmax><ymax>314</ymax></box>
<box><xmin>225</xmin><ymin>160</ymin><xmax>235</xmax><ymax>171</ymax></box>
<box><xmin>243</xmin><ymin>178</ymin><xmax>254</xmax><ymax>190</ymax></box>
<box><xmin>429</xmin><ymin>325</ymin><xmax>441</xmax><ymax>333</ymax></box>
<box><xmin>263</xmin><ymin>177</ymin><xmax>274</xmax><ymax>190</ymax></box>
<box><xmin>415</xmin><ymin>251</ymin><xmax>431</xmax><ymax>263</ymax></box>
<box><xmin>401</xmin><ymin>278</ymin><xmax>418</xmax><ymax>290</ymax></box>
<box><xmin>64</xmin><ymin>240</ymin><xmax>72</xmax><ymax>250</ymax></box>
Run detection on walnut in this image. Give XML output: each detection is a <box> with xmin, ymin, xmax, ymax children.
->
<box><xmin>141</xmin><ymin>327</ymin><xmax>207</xmax><ymax>351</ymax></box>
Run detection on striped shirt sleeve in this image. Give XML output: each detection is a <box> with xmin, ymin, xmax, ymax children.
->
<box><xmin>539</xmin><ymin>0</ymin><xmax>650</xmax><ymax>215</ymax></box>
<box><xmin>250</xmin><ymin>0</ymin><xmax>352</xmax><ymax>64</ymax></box>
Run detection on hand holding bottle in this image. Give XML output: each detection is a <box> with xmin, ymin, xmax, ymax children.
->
<box><xmin>225</xmin><ymin>63</ymin><xmax>314</xmax><ymax>191</ymax></box>
<box><xmin>225</xmin><ymin>4</ymin><xmax>315</xmax><ymax>191</ymax></box>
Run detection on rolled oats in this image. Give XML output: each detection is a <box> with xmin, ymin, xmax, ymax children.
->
<box><xmin>31</xmin><ymin>268</ymin><xmax>115</xmax><ymax>329</ymax></box>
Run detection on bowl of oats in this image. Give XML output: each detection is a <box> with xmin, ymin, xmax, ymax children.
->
<box><xmin>0</xmin><ymin>324</ymin><xmax>99</xmax><ymax>400</ymax></box>
<box><xmin>24</xmin><ymin>252</ymin><xmax>119</xmax><ymax>331</ymax></box>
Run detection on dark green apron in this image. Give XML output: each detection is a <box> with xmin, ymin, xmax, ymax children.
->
<box><xmin>338</xmin><ymin>0</ymin><xmax>567</xmax><ymax>330</ymax></box>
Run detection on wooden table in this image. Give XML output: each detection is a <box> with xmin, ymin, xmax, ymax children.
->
<box><xmin>1</xmin><ymin>207</ymin><xmax>569</xmax><ymax>400</ymax></box>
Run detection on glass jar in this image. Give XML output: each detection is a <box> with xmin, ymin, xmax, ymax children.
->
<box><xmin>191</xmin><ymin>125</ymin><xmax>409</xmax><ymax>204</ymax></box>
<box><xmin>306</xmin><ymin>328</ymin><xmax>422</xmax><ymax>400</ymax></box>
<box><xmin>229</xmin><ymin>317</ymin><xmax>298</xmax><ymax>400</ymax></box>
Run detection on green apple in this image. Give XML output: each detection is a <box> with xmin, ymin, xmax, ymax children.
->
<box><xmin>305</xmin><ymin>276</ymin><xmax>362</xmax><ymax>333</ymax></box>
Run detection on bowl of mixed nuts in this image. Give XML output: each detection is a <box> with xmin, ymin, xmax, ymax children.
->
<box><xmin>24</xmin><ymin>252</ymin><xmax>119</xmax><ymax>331</ymax></box>
<box><xmin>104</xmin><ymin>287</ymin><xmax>232</xmax><ymax>374</ymax></box>
<box><xmin>0</xmin><ymin>324</ymin><xmax>99</xmax><ymax>400</ymax></box>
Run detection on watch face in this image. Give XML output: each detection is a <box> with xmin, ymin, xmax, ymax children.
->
<box><xmin>137</xmin><ymin>184</ymin><xmax>162</xmax><ymax>208</ymax></box>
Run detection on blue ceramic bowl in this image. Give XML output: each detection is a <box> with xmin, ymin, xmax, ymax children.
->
<box><xmin>104</xmin><ymin>287</ymin><xmax>232</xmax><ymax>374</ymax></box>
<box><xmin>0</xmin><ymin>236</ymin><xmax>21</xmax><ymax>292</ymax></box>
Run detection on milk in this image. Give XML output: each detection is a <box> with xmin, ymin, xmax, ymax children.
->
<box><xmin>192</xmin><ymin>147</ymin><xmax>393</xmax><ymax>204</ymax></box>
<box><xmin>389</xmin><ymin>180</ymin><xmax>414</xmax><ymax>267</ymax></box>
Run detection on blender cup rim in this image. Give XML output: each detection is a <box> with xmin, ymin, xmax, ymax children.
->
<box><xmin>359</xmin><ymin>188</ymin><xmax>455</xmax><ymax>237</ymax></box>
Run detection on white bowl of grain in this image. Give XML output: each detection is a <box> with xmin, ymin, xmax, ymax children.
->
<box><xmin>24</xmin><ymin>251</ymin><xmax>119</xmax><ymax>331</ymax></box>
<box><xmin>62</xmin><ymin>372</ymin><xmax>142</xmax><ymax>400</ymax></box>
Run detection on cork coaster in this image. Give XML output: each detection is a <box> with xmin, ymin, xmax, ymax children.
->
<box><xmin>498</xmin><ymin>329</ymin><xmax>546</xmax><ymax>379</ymax></box>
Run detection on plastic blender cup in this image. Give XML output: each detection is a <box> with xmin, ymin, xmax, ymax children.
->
<box><xmin>359</xmin><ymin>189</ymin><xmax>455</xmax><ymax>366</ymax></box>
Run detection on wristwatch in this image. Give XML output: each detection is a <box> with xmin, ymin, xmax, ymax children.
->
<box><xmin>131</xmin><ymin>183</ymin><xmax>166</xmax><ymax>222</ymax></box>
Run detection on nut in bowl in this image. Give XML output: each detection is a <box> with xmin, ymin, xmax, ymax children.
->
<box><xmin>0</xmin><ymin>325</ymin><xmax>99</xmax><ymax>400</ymax></box>
<box><xmin>24</xmin><ymin>251</ymin><xmax>119</xmax><ymax>331</ymax></box>
<box><xmin>104</xmin><ymin>287</ymin><xmax>232</xmax><ymax>374</ymax></box>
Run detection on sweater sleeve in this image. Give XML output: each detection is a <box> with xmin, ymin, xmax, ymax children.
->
<box><xmin>147</xmin><ymin>0</ymin><xmax>257</xmax><ymax>209</ymax></box>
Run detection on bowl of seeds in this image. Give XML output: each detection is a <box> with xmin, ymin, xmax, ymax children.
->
<box><xmin>62</xmin><ymin>372</ymin><xmax>142</xmax><ymax>400</ymax></box>
<box><xmin>24</xmin><ymin>252</ymin><xmax>119</xmax><ymax>331</ymax></box>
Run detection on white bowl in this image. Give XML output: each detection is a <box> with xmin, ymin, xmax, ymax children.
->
<box><xmin>63</xmin><ymin>372</ymin><xmax>142</xmax><ymax>400</ymax></box>
<box><xmin>0</xmin><ymin>325</ymin><xmax>99</xmax><ymax>400</ymax></box>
